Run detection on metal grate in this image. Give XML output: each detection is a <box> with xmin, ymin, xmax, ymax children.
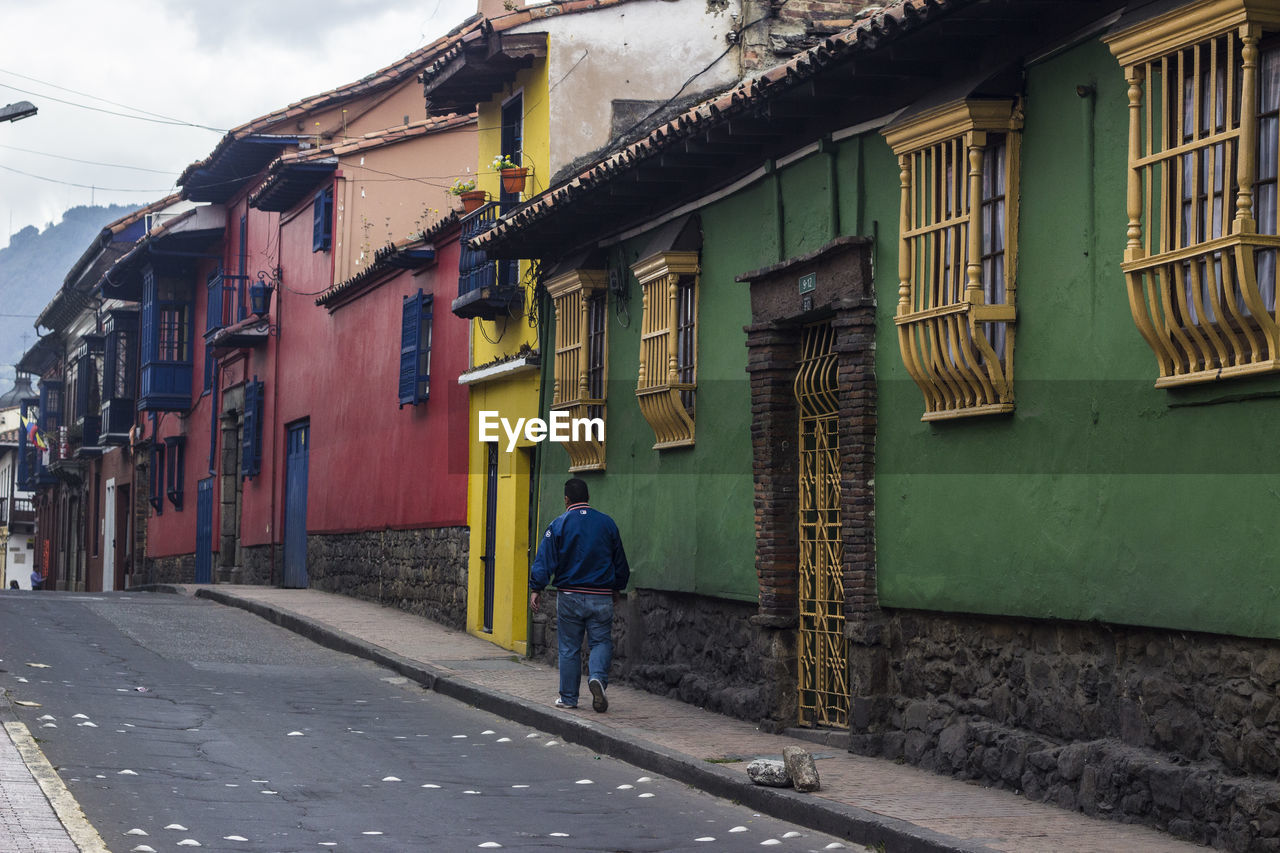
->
<box><xmin>794</xmin><ymin>322</ymin><xmax>848</xmax><ymax>729</ymax></box>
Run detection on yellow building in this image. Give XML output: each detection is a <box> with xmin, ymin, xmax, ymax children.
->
<box><xmin>421</xmin><ymin>0</ymin><xmax>751</xmax><ymax>650</ymax></box>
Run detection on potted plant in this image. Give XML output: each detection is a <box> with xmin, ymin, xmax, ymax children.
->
<box><xmin>492</xmin><ymin>154</ymin><xmax>529</xmax><ymax>195</ymax></box>
<box><xmin>450</xmin><ymin>177</ymin><xmax>486</xmax><ymax>213</ymax></box>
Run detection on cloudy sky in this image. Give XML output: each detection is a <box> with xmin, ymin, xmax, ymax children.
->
<box><xmin>0</xmin><ymin>0</ymin><xmax>477</xmax><ymax>248</ymax></box>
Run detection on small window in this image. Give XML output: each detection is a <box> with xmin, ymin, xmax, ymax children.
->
<box><xmin>398</xmin><ymin>290</ymin><xmax>433</xmax><ymax>408</ymax></box>
<box><xmin>632</xmin><ymin>251</ymin><xmax>699</xmax><ymax>449</ymax></box>
<box><xmin>883</xmin><ymin>99</ymin><xmax>1020</xmax><ymax>421</ymax></box>
<box><xmin>313</xmin><ymin>186</ymin><xmax>334</xmax><ymax>252</ymax></box>
<box><xmin>547</xmin><ymin>269</ymin><xmax>608</xmax><ymax>470</ymax></box>
<box><xmin>1107</xmin><ymin>12</ymin><xmax>1280</xmax><ymax>386</ymax></box>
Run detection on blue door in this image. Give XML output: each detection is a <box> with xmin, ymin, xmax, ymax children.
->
<box><xmin>283</xmin><ymin>422</ymin><xmax>310</xmax><ymax>589</ymax></box>
<box><xmin>195</xmin><ymin>478</ymin><xmax>214</xmax><ymax>584</ymax></box>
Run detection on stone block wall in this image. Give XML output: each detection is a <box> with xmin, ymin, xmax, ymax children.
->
<box><xmin>306</xmin><ymin>527</ymin><xmax>468</xmax><ymax>630</ymax></box>
<box><xmin>238</xmin><ymin>545</ymin><xmax>275</xmax><ymax>587</ymax></box>
<box><xmin>852</xmin><ymin>609</ymin><xmax>1280</xmax><ymax>852</ymax></box>
<box><xmin>530</xmin><ymin>588</ymin><xmax>795</xmax><ymax>727</ymax></box>
<box><xmin>148</xmin><ymin>553</ymin><xmax>195</xmax><ymax>584</ymax></box>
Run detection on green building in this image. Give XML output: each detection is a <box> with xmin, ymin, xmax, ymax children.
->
<box><xmin>481</xmin><ymin>0</ymin><xmax>1280</xmax><ymax>847</ymax></box>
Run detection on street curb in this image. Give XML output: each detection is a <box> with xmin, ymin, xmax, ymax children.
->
<box><xmin>189</xmin><ymin>588</ymin><xmax>996</xmax><ymax>853</ymax></box>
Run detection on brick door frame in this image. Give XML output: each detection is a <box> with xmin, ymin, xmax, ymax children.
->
<box><xmin>738</xmin><ymin>236</ymin><xmax>884</xmax><ymax>731</ymax></box>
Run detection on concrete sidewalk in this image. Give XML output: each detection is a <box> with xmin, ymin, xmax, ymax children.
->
<box><xmin>0</xmin><ymin>691</ymin><xmax>105</xmax><ymax>852</ymax></box>
<box><xmin>162</xmin><ymin>584</ymin><xmax>1208</xmax><ymax>853</ymax></box>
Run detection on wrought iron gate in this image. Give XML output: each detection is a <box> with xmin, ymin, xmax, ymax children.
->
<box><xmin>794</xmin><ymin>323</ymin><xmax>849</xmax><ymax>728</ymax></box>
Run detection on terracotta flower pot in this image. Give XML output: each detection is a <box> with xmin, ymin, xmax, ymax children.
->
<box><xmin>500</xmin><ymin>167</ymin><xmax>528</xmax><ymax>195</ymax></box>
<box><xmin>460</xmin><ymin>190</ymin><xmax>487</xmax><ymax>213</ymax></box>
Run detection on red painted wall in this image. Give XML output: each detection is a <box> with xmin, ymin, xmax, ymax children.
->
<box><xmin>147</xmin><ymin>164</ymin><xmax>470</xmax><ymax>561</ymax></box>
<box><xmin>270</xmin><ymin>202</ymin><xmax>469</xmax><ymax>535</ymax></box>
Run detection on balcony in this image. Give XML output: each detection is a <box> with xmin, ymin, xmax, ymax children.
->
<box><xmin>453</xmin><ymin>202</ymin><xmax>522</xmax><ymax>321</ymax></box>
<box><xmin>100</xmin><ymin>397</ymin><xmax>134</xmax><ymax>445</ymax></box>
<box><xmin>0</xmin><ymin>496</ymin><xmax>35</xmax><ymax>528</ymax></box>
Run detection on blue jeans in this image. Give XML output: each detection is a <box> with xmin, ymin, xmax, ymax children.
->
<box><xmin>556</xmin><ymin>591</ymin><xmax>614</xmax><ymax>705</ymax></box>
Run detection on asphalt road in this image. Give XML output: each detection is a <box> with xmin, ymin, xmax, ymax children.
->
<box><xmin>0</xmin><ymin>591</ymin><xmax>860</xmax><ymax>852</ymax></box>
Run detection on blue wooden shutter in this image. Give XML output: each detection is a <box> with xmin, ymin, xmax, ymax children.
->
<box><xmin>398</xmin><ymin>290</ymin><xmax>422</xmax><ymax>407</ymax></box>
<box><xmin>149</xmin><ymin>441</ymin><xmax>164</xmax><ymax>515</ymax></box>
<box><xmin>166</xmin><ymin>437</ymin><xmax>185</xmax><ymax>510</ymax></box>
<box><xmin>140</xmin><ymin>267</ymin><xmax>157</xmax><ymax>364</ymax></box>
<box><xmin>313</xmin><ymin>188</ymin><xmax>333</xmax><ymax>252</ymax></box>
<box><xmin>206</xmin><ymin>268</ymin><xmax>223</xmax><ymax>333</ymax></box>
<box><xmin>242</xmin><ymin>378</ymin><xmax>264</xmax><ymax>479</ymax></box>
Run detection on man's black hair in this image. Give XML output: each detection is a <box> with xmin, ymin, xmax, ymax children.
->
<box><xmin>565</xmin><ymin>478</ymin><xmax>589</xmax><ymax>504</ymax></box>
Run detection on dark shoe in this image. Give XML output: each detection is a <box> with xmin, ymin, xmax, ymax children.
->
<box><xmin>589</xmin><ymin>678</ymin><xmax>608</xmax><ymax>713</ymax></box>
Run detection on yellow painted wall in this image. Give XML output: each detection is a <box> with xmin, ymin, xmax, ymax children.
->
<box><xmin>463</xmin><ymin>57</ymin><xmax>550</xmax><ymax>651</ymax></box>
<box><xmin>465</xmin><ymin>373</ymin><xmax>539</xmax><ymax>652</ymax></box>
<box><xmin>476</xmin><ymin>61</ymin><xmax>551</xmax><ymax>210</ymax></box>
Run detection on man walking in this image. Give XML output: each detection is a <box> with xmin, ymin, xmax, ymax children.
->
<box><xmin>529</xmin><ymin>478</ymin><xmax>629</xmax><ymax>712</ymax></box>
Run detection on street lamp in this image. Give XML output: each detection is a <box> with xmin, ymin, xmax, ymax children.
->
<box><xmin>0</xmin><ymin>101</ymin><xmax>37</xmax><ymax>123</ymax></box>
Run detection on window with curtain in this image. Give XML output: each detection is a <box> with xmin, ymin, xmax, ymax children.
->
<box><xmin>882</xmin><ymin>99</ymin><xmax>1021</xmax><ymax>421</ymax></box>
<box><xmin>547</xmin><ymin>268</ymin><xmax>608</xmax><ymax>471</ymax></box>
<box><xmin>1108</xmin><ymin>8</ymin><xmax>1280</xmax><ymax>386</ymax></box>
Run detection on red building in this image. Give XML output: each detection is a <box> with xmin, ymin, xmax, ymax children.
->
<box><xmin>102</xmin><ymin>50</ymin><xmax>478</xmax><ymax>625</ymax></box>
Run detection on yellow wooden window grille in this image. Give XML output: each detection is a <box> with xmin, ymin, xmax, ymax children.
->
<box><xmin>632</xmin><ymin>251</ymin><xmax>699</xmax><ymax>449</ymax></box>
<box><xmin>546</xmin><ymin>269</ymin><xmax>608</xmax><ymax>471</ymax></box>
<box><xmin>1107</xmin><ymin>0</ymin><xmax>1280</xmax><ymax>385</ymax></box>
<box><xmin>883</xmin><ymin>100</ymin><xmax>1021</xmax><ymax>421</ymax></box>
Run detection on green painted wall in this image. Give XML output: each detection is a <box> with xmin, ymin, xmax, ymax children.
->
<box><xmin>875</xmin><ymin>38</ymin><xmax>1280</xmax><ymax>640</ymax></box>
<box><xmin>538</xmin><ymin>36</ymin><xmax>1280</xmax><ymax>637</ymax></box>
<box><xmin>536</xmin><ymin>201</ymin><xmax>766</xmax><ymax>600</ymax></box>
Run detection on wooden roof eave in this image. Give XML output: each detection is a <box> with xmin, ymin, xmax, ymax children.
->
<box><xmin>422</xmin><ymin>32</ymin><xmax>547</xmax><ymax>115</ymax></box>
<box><xmin>479</xmin><ymin>0</ymin><xmax>1132</xmax><ymax>260</ymax></box>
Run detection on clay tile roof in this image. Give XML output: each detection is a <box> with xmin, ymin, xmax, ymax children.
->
<box><xmin>473</xmin><ymin>0</ymin><xmax>965</xmax><ymax>253</ymax></box>
<box><xmin>249</xmin><ymin>113</ymin><xmax>476</xmax><ymax>211</ymax></box>
<box><xmin>417</xmin><ymin>0</ymin><xmax>640</xmax><ymax>96</ymax></box>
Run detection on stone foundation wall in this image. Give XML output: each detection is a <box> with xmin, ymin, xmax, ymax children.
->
<box><xmin>531</xmin><ymin>588</ymin><xmax>795</xmax><ymax>726</ymax></box>
<box><xmin>237</xmin><ymin>545</ymin><xmax>276</xmax><ymax>587</ymax></box>
<box><xmin>306</xmin><ymin>527</ymin><xmax>468</xmax><ymax>630</ymax></box>
<box><xmin>147</xmin><ymin>553</ymin><xmax>195</xmax><ymax>585</ymax></box>
<box><xmin>852</xmin><ymin>609</ymin><xmax>1280</xmax><ymax>852</ymax></box>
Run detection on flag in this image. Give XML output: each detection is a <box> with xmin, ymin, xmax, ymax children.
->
<box><xmin>21</xmin><ymin>413</ymin><xmax>47</xmax><ymax>452</ymax></box>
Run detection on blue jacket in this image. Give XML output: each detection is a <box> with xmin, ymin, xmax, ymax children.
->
<box><xmin>530</xmin><ymin>503</ymin><xmax>630</xmax><ymax>594</ymax></box>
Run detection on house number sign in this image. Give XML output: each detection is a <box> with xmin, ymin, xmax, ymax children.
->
<box><xmin>798</xmin><ymin>272</ymin><xmax>816</xmax><ymax>294</ymax></box>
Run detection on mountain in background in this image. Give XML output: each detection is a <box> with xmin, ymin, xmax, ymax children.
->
<box><xmin>0</xmin><ymin>204</ymin><xmax>140</xmax><ymax>392</ymax></box>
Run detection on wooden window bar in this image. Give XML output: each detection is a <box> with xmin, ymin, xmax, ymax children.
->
<box><xmin>547</xmin><ymin>269</ymin><xmax>608</xmax><ymax>471</ymax></box>
<box><xmin>1108</xmin><ymin>1</ymin><xmax>1280</xmax><ymax>385</ymax></box>
<box><xmin>632</xmin><ymin>251</ymin><xmax>699</xmax><ymax>449</ymax></box>
<box><xmin>883</xmin><ymin>100</ymin><xmax>1021</xmax><ymax>421</ymax></box>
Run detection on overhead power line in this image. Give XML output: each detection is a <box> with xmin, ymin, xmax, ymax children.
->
<box><xmin>0</xmin><ymin>144</ymin><xmax>179</xmax><ymax>175</ymax></box>
<box><xmin>0</xmin><ymin>78</ymin><xmax>226</xmax><ymax>132</ymax></box>
<box><xmin>0</xmin><ymin>162</ymin><xmax>174</xmax><ymax>193</ymax></box>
